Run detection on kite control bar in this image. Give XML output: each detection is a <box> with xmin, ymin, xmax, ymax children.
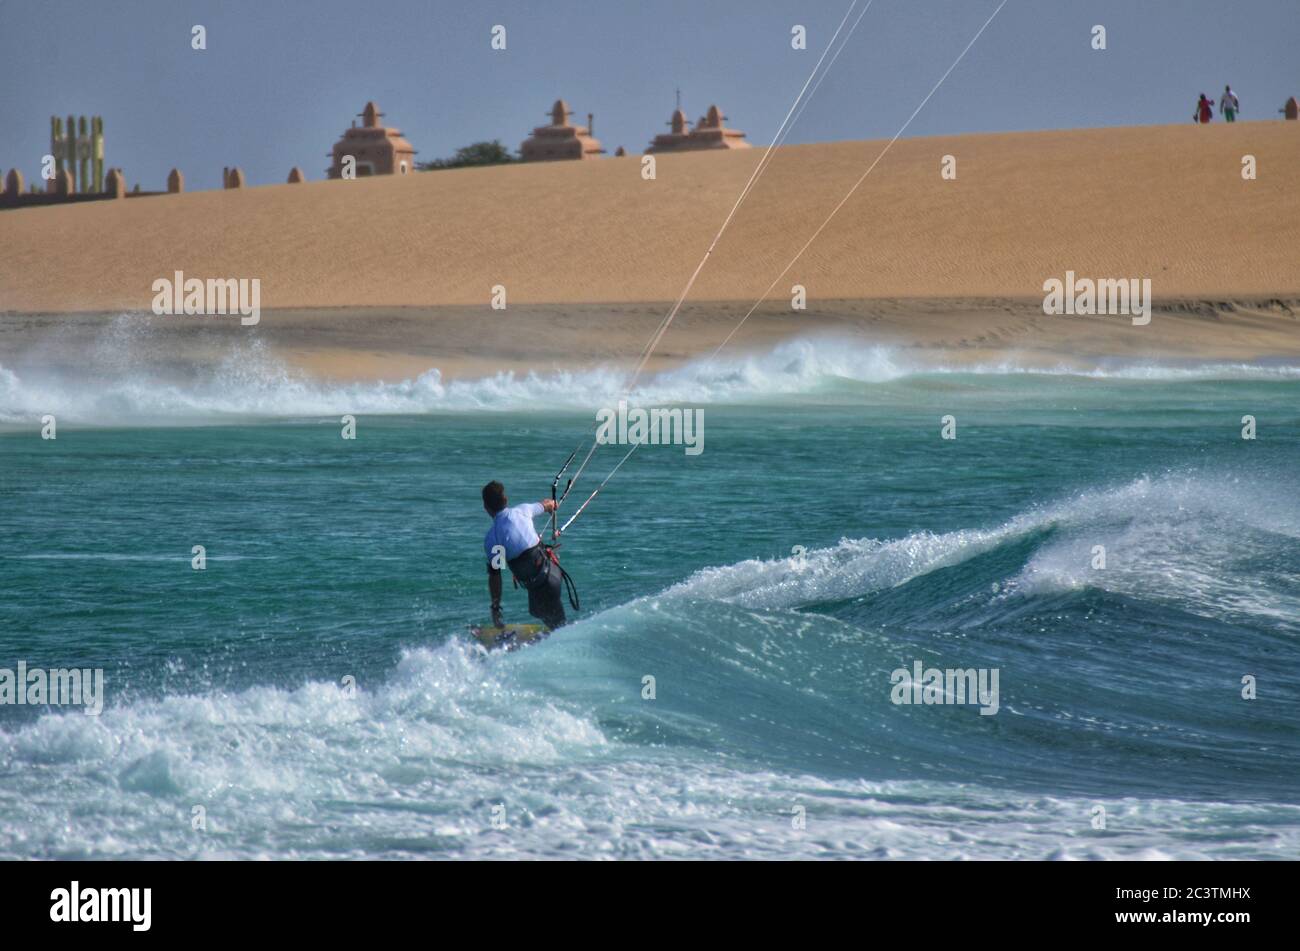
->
<box><xmin>550</xmin><ymin>447</ymin><xmax>578</xmax><ymax>543</ymax></box>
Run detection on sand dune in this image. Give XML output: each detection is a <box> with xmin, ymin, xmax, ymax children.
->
<box><xmin>4</xmin><ymin>122</ymin><xmax>1298</xmax><ymax>310</ymax></box>
<box><xmin>1</xmin><ymin>122</ymin><xmax>1297</xmax><ymax>377</ymax></box>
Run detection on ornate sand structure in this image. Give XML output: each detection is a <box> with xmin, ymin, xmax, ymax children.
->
<box><xmin>520</xmin><ymin>100</ymin><xmax>604</xmax><ymax>161</ymax></box>
<box><xmin>50</xmin><ymin>115</ymin><xmax>105</xmax><ymax>194</ymax></box>
<box><xmin>327</xmin><ymin>102</ymin><xmax>418</xmax><ymax>178</ymax></box>
<box><xmin>647</xmin><ymin>103</ymin><xmax>750</xmax><ymax>153</ymax></box>
<box><xmin>647</xmin><ymin>108</ymin><xmax>693</xmax><ymax>153</ymax></box>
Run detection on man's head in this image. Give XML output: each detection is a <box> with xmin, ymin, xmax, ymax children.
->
<box><xmin>482</xmin><ymin>480</ymin><xmax>507</xmax><ymax>516</ymax></box>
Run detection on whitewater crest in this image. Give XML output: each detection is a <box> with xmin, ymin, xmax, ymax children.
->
<box><xmin>0</xmin><ymin>468</ymin><xmax>1297</xmax><ymax>858</ymax></box>
<box><xmin>661</xmin><ymin>472</ymin><xmax>1300</xmax><ymax>626</ymax></box>
<box><xmin>2</xmin><ymin>315</ymin><xmax>1298</xmax><ymax>425</ymax></box>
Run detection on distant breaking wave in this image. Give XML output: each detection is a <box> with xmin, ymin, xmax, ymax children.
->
<box><xmin>2</xmin><ymin>329</ymin><xmax>1299</xmax><ymax>426</ymax></box>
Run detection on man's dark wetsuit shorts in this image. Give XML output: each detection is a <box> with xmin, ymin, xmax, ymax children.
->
<box><xmin>508</xmin><ymin>544</ymin><xmax>567</xmax><ymax>630</ymax></box>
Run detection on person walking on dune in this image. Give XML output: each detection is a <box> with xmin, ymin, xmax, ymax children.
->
<box><xmin>1220</xmin><ymin>85</ymin><xmax>1240</xmax><ymax>122</ymax></box>
<box><xmin>1195</xmin><ymin>93</ymin><xmax>1214</xmax><ymax>124</ymax></box>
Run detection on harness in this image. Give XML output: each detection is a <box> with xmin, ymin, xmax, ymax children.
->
<box><xmin>506</xmin><ymin>543</ymin><xmax>580</xmax><ymax>612</ymax></box>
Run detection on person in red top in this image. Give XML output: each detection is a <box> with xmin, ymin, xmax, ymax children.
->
<box><xmin>1195</xmin><ymin>94</ymin><xmax>1214</xmax><ymax>123</ymax></box>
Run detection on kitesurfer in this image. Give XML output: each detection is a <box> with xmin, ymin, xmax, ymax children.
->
<box><xmin>482</xmin><ymin>481</ymin><xmax>569</xmax><ymax>631</ymax></box>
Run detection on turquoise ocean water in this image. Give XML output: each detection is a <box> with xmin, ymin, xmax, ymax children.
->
<box><xmin>1</xmin><ymin>333</ymin><xmax>1298</xmax><ymax>859</ymax></box>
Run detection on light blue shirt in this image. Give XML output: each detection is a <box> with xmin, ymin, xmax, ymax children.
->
<box><xmin>484</xmin><ymin>502</ymin><xmax>545</xmax><ymax>563</ymax></box>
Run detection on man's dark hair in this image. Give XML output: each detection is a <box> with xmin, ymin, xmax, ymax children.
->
<box><xmin>482</xmin><ymin>481</ymin><xmax>507</xmax><ymax>515</ymax></box>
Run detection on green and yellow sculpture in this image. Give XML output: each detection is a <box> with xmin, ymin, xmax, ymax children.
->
<box><xmin>50</xmin><ymin>114</ymin><xmax>104</xmax><ymax>193</ymax></box>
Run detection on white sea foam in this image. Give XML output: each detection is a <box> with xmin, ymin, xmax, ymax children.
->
<box><xmin>2</xmin><ymin>636</ymin><xmax>1293</xmax><ymax>860</ymax></box>
<box><xmin>663</xmin><ymin>473</ymin><xmax>1300</xmax><ymax>624</ymax></box>
<box><xmin>1012</xmin><ymin>476</ymin><xmax>1300</xmax><ymax>627</ymax></box>
<box><xmin>2</xmin><ymin>319</ymin><xmax>1297</xmax><ymax>426</ymax></box>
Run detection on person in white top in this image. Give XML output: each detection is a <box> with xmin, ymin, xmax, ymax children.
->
<box><xmin>1220</xmin><ymin>86</ymin><xmax>1239</xmax><ymax>123</ymax></box>
<box><xmin>482</xmin><ymin>481</ymin><xmax>566</xmax><ymax>630</ymax></box>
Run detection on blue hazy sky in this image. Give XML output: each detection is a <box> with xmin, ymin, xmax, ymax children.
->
<box><xmin>2</xmin><ymin>0</ymin><xmax>1296</xmax><ymax>192</ymax></box>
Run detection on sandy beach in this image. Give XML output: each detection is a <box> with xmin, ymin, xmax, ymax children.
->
<box><xmin>2</xmin><ymin>121</ymin><xmax>1297</xmax><ymax>380</ymax></box>
<box><xmin>3</xmin><ymin>297</ymin><xmax>1299</xmax><ymax>384</ymax></box>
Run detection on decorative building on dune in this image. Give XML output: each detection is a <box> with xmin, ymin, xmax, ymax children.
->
<box><xmin>646</xmin><ymin>103</ymin><xmax>750</xmax><ymax>153</ymax></box>
<box><xmin>520</xmin><ymin>100</ymin><xmax>604</xmax><ymax>161</ymax></box>
<box><xmin>327</xmin><ymin>102</ymin><xmax>418</xmax><ymax>178</ymax></box>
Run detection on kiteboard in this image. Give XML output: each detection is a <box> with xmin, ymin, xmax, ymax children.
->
<box><xmin>469</xmin><ymin>623</ymin><xmax>549</xmax><ymax>652</ymax></box>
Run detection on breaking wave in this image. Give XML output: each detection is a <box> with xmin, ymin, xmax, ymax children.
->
<box><xmin>2</xmin><ymin>471</ymin><xmax>1297</xmax><ymax>858</ymax></box>
<box><xmin>2</xmin><ymin>316</ymin><xmax>1299</xmax><ymax>425</ymax></box>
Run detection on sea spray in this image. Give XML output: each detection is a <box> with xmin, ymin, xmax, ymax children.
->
<box><xmin>4</xmin><ymin>330</ymin><xmax>1300</xmax><ymax>426</ymax></box>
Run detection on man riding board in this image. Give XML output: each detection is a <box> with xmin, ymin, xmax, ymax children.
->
<box><xmin>482</xmin><ymin>481</ymin><xmax>568</xmax><ymax>631</ymax></box>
